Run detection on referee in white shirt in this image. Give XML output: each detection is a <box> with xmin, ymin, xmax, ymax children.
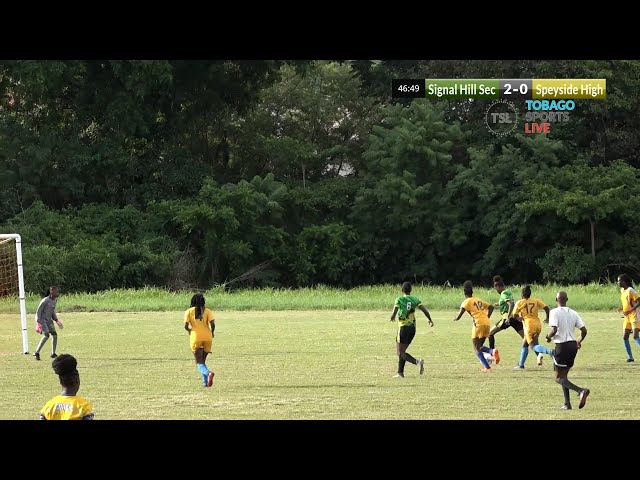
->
<box><xmin>545</xmin><ymin>291</ymin><xmax>590</xmax><ymax>410</ymax></box>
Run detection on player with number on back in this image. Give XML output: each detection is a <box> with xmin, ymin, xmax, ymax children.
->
<box><xmin>616</xmin><ymin>274</ymin><xmax>640</xmax><ymax>362</ymax></box>
<box><xmin>453</xmin><ymin>281</ymin><xmax>500</xmax><ymax>372</ymax></box>
<box><xmin>512</xmin><ymin>285</ymin><xmax>550</xmax><ymax>369</ymax></box>
<box><xmin>488</xmin><ymin>275</ymin><xmax>524</xmax><ymax>352</ymax></box>
<box><xmin>389</xmin><ymin>282</ymin><xmax>433</xmax><ymax>378</ymax></box>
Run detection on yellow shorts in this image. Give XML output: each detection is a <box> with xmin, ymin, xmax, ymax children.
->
<box><xmin>524</xmin><ymin>323</ymin><xmax>541</xmax><ymax>344</ymax></box>
<box><xmin>623</xmin><ymin>318</ymin><xmax>640</xmax><ymax>330</ymax></box>
<box><xmin>190</xmin><ymin>338</ymin><xmax>213</xmax><ymax>353</ymax></box>
<box><xmin>472</xmin><ymin>324</ymin><xmax>490</xmax><ymax>339</ymax></box>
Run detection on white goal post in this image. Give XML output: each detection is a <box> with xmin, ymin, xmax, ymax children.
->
<box><xmin>0</xmin><ymin>234</ymin><xmax>28</xmax><ymax>354</ymax></box>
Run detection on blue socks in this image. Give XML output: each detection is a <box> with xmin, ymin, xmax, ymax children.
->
<box><xmin>480</xmin><ymin>346</ymin><xmax>493</xmax><ymax>354</ymax></box>
<box><xmin>518</xmin><ymin>347</ymin><xmax>529</xmax><ymax>367</ymax></box>
<box><xmin>534</xmin><ymin>345</ymin><xmax>553</xmax><ymax>355</ymax></box>
<box><xmin>635</xmin><ymin>338</ymin><xmax>640</xmax><ymax>348</ymax></box>
<box><xmin>197</xmin><ymin>363</ymin><xmax>209</xmax><ymax>375</ymax></box>
<box><xmin>624</xmin><ymin>339</ymin><xmax>633</xmax><ymax>359</ymax></box>
<box><xmin>197</xmin><ymin>363</ymin><xmax>211</xmax><ymax>386</ymax></box>
<box><xmin>477</xmin><ymin>351</ymin><xmax>491</xmax><ymax>369</ymax></box>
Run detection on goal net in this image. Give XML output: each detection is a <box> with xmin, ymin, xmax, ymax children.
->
<box><xmin>0</xmin><ymin>234</ymin><xmax>28</xmax><ymax>353</ymax></box>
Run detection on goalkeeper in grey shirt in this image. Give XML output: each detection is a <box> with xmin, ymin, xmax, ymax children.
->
<box><xmin>34</xmin><ymin>286</ymin><xmax>63</xmax><ymax>361</ymax></box>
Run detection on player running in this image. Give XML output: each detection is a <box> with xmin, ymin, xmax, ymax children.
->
<box><xmin>512</xmin><ymin>285</ymin><xmax>550</xmax><ymax>369</ymax></box>
<box><xmin>488</xmin><ymin>275</ymin><xmax>524</xmax><ymax>351</ymax></box>
<box><xmin>389</xmin><ymin>282</ymin><xmax>433</xmax><ymax>378</ymax></box>
<box><xmin>453</xmin><ymin>280</ymin><xmax>500</xmax><ymax>372</ymax></box>
<box><xmin>617</xmin><ymin>274</ymin><xmax>640</xmax><ymax>362</ymax></box>
<box><xmin>184</xmin><ymin>293</ymin><xmax>216</xmax><ymax>387</ymax></box>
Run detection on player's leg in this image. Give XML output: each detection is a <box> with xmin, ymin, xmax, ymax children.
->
<box><xmin>623</xmin><ymin>327</ymin><xmax>634</xmax><ymax>362</ymax></box>
<box><xmin>202</xmin><ymin>341</ymin><xmax>214</xmax><ymax>387</ymax></box>
<box><xmin>397</xmin><ymin>326</ymin><xmax>418</xmax><ymax>374</ymax></box>
<box><xmin>488</xmin><ymin>317</ymin><xmax>508</xmax><ymax>350</ymax></box>
<box><xmin>395</xmin><ymin>340</ymin><xmax>406</xmax><ymax>378</ymax></box>
<box><xmin>511</xmin><ymin>319</ymin><xmax>525</xmax><ymax>339</ymax></box>
<box><xmin>633</xmin><ymin>323</ymin><xmax>640</xmax><ymax>350</ymax></box>
<box><xmin>555</xmin><ymin>342</ymin><xmax>589</xmax><ymax>409</ymax></box>
<box><xmin>515</xmin><ymin>336</ymin><xmax>529</xmax><ymax>369</ymax></box>
<box><xmin>474</xmin><ymin>327</ymin><xmax>492</xmax><ymax>370</ymax></box>
<box><xmin>555</xmin><ymin>367</ymin><xmax>572</xmax><ymax>409</ymax></box>
<box><xmin>530</xmin><ymin>332</ymin><xmax>543</xmax><ymax>365</ymax></box>
<box><xmin>34</xmin><ymin>321</ymin><xmax>50</xmax><ymax>360</ymax></box>
<box><xmin>48</xmin><ymin>321</ymin><xmax>58</xmax><ymax>358</ymax></box>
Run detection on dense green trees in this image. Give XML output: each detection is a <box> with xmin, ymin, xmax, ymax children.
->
<box><xmin>1</xmin><ymin>60</ymin><xmax>639</xmax><ymax>292</ymax></box>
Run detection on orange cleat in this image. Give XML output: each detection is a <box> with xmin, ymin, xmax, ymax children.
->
<box><xmin>493</xmin><ymin>349</ymin><xmax>501</xmax><ymax>365</ymax></box>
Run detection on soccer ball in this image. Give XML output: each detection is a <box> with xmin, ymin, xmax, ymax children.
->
<box><xmin>483</xmin><ymin>352</ymin><xmax>494</xmax><ymax>365</ymax></box>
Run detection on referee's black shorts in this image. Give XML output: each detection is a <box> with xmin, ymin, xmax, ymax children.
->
<box><xmin>552</xmin><ymin>340</ymin><xmax>578</xmax><ymax>370</ymax></box>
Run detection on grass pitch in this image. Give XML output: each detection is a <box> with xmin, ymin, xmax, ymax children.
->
<box><xmin>1</xmin><ymin>309</ymin><xmax>638</xmax><ymax>420</ymax></box>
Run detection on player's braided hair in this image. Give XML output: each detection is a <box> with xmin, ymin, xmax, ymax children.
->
<box><xmin>493</xmin><ymin>275</ymin><xmax>505</xmax><ymax>287</ymax></box>
<box><xmin>620</xmin><ymin>274</ymin><xmax>634</xmax><ymax>288</ymax></box>
<box><xmin>191</xmin><ymin>293</ymin><xmax>206</xmax><ymax>320</ymax></box>
<box><xmin>52</xmin><ymin>354</ymin><xmax>78</xmax><ymax>387</ymax></box>
<box><xmin>522</xmin><ymin>285</ymin><xmax>532</xmax><ymax>298</ymax></box>
<box><xmin>463</xmin><ymin>280</ymin><xmax>473</xmax><ymax>296</ymax></box>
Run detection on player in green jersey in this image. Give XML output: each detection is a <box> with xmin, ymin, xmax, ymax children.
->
<box><xmin>389</xmin><ymin>282</ymin><xmax>434</xmax><ymax>378</ymax></box>
<box><xmin>488</xmin><ymin>275</ymin><xmax>524</xmax><ymax>350</ymax></box>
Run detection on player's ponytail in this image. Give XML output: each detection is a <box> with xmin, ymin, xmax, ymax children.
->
<box><xmin>191</xmin><ymin>293</ymin><xmax>206</xmax><ymax>320</ymax></box>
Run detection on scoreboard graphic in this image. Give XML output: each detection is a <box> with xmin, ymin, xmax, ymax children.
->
<box><xmin>392</xmin><ymin>79</ymin><xmax>606</xmax><ymax>99</ymax></box>
<box><xmin>392</xmin><ymin>79</ymin><xmax>607</xmax><ymax>136</ymax></box>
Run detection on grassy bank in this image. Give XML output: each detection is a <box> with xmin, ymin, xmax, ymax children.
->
<box><xmin>0</xmin><ymin>283</ymin><xmax>623</xmax><ymax>314</ymax></box>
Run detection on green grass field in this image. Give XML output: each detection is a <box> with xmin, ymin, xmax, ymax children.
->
<box><xmin>0</xmin><ymin>283</ymin><xmax>625</xmax><ymax>313</ymax></box>
<box><xmin>1</xmin><ymin>309</ymin><xmax>638</xmax><ymax>419</ymax></box>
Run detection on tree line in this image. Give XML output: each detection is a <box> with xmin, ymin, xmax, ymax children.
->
<box><xmin>1</xmin><ymin>60</ymin><xmax>639</xmax><ymax>293</ymax></box>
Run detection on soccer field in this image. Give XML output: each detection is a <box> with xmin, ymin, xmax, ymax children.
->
<box><xmin>0</xmin><ymin>310</ymin><xmax>638</xmax><ymax>420</ymax></box>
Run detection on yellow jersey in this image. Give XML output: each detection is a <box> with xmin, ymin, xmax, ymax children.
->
<box><xmin>620</xmin><ymin>287</ymin><xmax>640</xmax><ymax>324</ymax></box>
<box><xmin>461</xmin><ymin>297</ymin><xmax>491</xmax><ymax>326</ymax></box>
<box><xmin>184</xmin><ymin>307</ymin><xmax>215</xmax><ymax>340</ymax></box>
<box><xmin>514</xmin><ymin>297</ymin><xmax>547</xmax><ymax>329</ymax></box>
<box><xmin>40</xmin><ymin>395</ymin><xmax>94</xmax><ymax>420</ymax></box>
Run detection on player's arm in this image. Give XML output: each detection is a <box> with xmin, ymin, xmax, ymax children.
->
<box><xmin>453</xmin><ymin>307</ymin><xmax>466</xmax><ymax>321</ymax></box>
<box><xmin>507</xmin><ymin>298</ymin><xmax>515</xmax><ymax>317</ymax></box>
<box><xmin>543</xmin><ymin>306</ymin><xmax>550</xmax><ymax>324</ymax></box>
<box><xmin>545</xmin><ymin>326</ymin><xmax>558</xmax><ymax>343</ymax></box>
<box><xmin>624</xmin><ymin>294</ymin><xmax>640</xmax><ymax>315</ymax></box>
<box><xmin>210</xmin><ymin>316</ymin><xmax>215</xmax><ymax>337</ymax></box>
<box><xmin>390</xmin><ymin>306</ymin><xmax>399</xmax><ymax>322</ymax></box>
<box><xmin>184</xmin><ymin>311</ymin><xmax>191</xmax><ymax>334</ymax></box>
<box><xmin>487</xmin><ymin>304</ymin><xmax>494</xmax><ymax>318</ymax></box>
<box><xmin>577</xmin><ymin>325</ymin><xmax>587</xmax><ymax>349</ymax></box>
<box><xmin>36</xmin><ymin>300</ymin><xmax>46</xmax><ymax>322</ymax></box>
<box><xmin>417</xmin><ymin>304</ymin><xmax>434</xmax><ymax>326</ymax></box>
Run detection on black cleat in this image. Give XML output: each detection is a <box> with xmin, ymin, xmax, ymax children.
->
<box><xmin>50</xmin><ymin>354</ymin><xmax>58</xmax><ymax>359</ymax></box>
<box><xmin>561</xmin><ymin>404</ymin><xmax>572</xmax><ymax>410</ymax></box>
<box><xmin>34</xmin><ymin>352</ymin><xmax>40</xmax><ymax>361</ymax></box>
<box><xmin>578</xmin><ymin>389</ymin><xmax>590</xmax><ymax>409</ymax></box>
<box><xmin>627</xmin><ymin>358</ymin><xmax>635</xmax><ymax>362</ymax></box>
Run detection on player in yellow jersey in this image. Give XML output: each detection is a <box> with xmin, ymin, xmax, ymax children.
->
<box><xmin>512</xmin><ymin>285</ymin><xmax>550</xmax><ymax>369</ymax></box>
<box><xmin>617</xmin><ymin>274</ymin><xmax>640</xmax><ymax>362</ymax></box>
<box><xmin>453</xmin><ymin>281</ymin><xmax>499</xmax><ymax>371</ymax></box>
<box><xmin>184</xmin><ymin>293</ymin><xmax>216</xmax><ymax>387</ymax></box>
<box><xmin>40</xmin><ymin>354</ymin><xmax>94</xmax><ymax>420</ymax></box>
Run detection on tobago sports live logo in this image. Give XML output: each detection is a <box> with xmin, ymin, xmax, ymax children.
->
<box><xmin>485</xmin><ymin>99</ymin><xmax>574</xmax><ymax>136</ymax></box>
<box><xmin>485</xmin><ymin>100</ymin><xmax>518</xmax><ymax>137</ymax></box>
